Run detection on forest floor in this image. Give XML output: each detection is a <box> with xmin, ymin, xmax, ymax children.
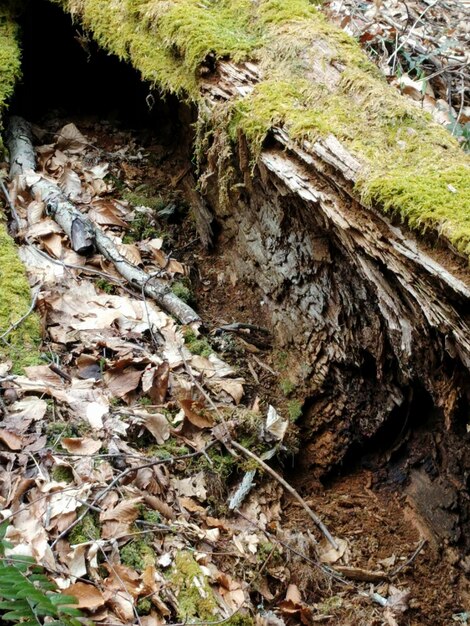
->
<box><xmin>326</xmin><ymin>0</ymin><xmax>469</xmax><ymax>150</ymax></box>
<box><xmin>0</xmin><ymin>113</ymin><xmax>468</xmax><ymax>626</ymax></box>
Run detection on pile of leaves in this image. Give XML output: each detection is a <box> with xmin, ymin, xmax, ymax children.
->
<box><xmin>326</xmin><ymin>0</ymin><xmax>470</xmax><ymax>150</ymax></box>
<box><xmin>0</xmin><ymin>118</ymin><xmax>430</xmax><ymax>625</ymax></box>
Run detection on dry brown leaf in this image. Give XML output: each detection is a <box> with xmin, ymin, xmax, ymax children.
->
<box><xmin>142</xmin><ymin>413</ymin><xmax>170</xmax><ymax>444</ymax></box>
<box><xmin>66</xmin><ymin>582</ymin><xmax>105</xmax><ymax>610</ymax></box>
<box><xmin>285</xmin><ymin>584</ymin><xmax>302</xmax><ymax>604</ymax></box>
<box><xmin>143</xmin><ymin>494</ymin><xmax>175</xmax><ymax>519</ymax></box>
<box><xmin>180</xmin><ymin>399</ymin><xmax>214</xmax><ymax>429</ymax></box>
<box><xmin>100</xmin><ymin>497</ymin><xmax>142</xmax><ymax>523</ymax></box>
<box><xmin>89</xmin><ymin>200</ymin><xmax>128</xmax><ymax>228</ymax></box>
<box><xmin>27</xmin><ymin>199</ymin><xmax>45</xmax><ymax>224</ymax></box>
<box><xmin>24</xmin><ymin>365</ymin><xmax>65</xmax><ymax>386</ymax></box>
<box><xmin>104</xmin><ymin>367</ymin><xmax>143</xmax><ymax>398</ymax></box>
<box><xmin>59</xmin><ymin>167</ymin><xmax>83</xmax><ymax>202</ymax></box>
<box><xmin>55</xmin><ymin>123</ymin><xmax>88</xmax><ymax>153</ymax></box>
<box><xmin>179</xmin><ymin>497</ymin><xmax>205</xmax><ymax>513</ymax></box>
<box><xmin>41</xmin><ymin>233</ymin><xmax>63</xmax><ymax>258</ymax></box>
<box><xmin>0</xmin><ymin>429</ymin><xmax>23</xmax><ymax>451</ymax></box>
<box><xmin>61</xmin><ymin>437</ymin><xmax>102</xmax><ymax>455</ymax></box>
<box><xmin>142</xmin><ymin>362</ymin><xmax>170</xmax><ymax>404</ymax></box>
<box><xmin>172</xmin><ymin>471</ymin><xmax>207</xmax><ymax>501</ymax></box>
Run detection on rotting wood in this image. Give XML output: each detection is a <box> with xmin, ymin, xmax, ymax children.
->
<box><xmin>6</xmin><ymin>116</ymin><xmax>200</xmax><ymax>326</ymax></box>
<box><xmin>195</xmin><ymin>62</ymin><xmax>470</xmax><ymax>554</ymax></box>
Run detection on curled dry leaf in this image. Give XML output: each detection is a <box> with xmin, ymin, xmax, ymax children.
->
<box><xmin>0</xmin><ymin>429</ymin><xmax>23</xmax><ymax>451</ymax></box>
<box><xmin>143</xmin><ymin>412</ymin><xmax>171</xmax><ymax>444</ymax></box>
<box><xmin>144</xmin><ymin>494</ymin><xmax>175</xmax><ymax>520</ymax></box>
<box><xmin>59</xmin><ymin>167</ymin><xmax>83</xmax><ymax>202</ymax></box>
<box><xmin>103</xmin><ymin>366</ymin><xmax>144</xmax><ymax>398</ymax></box>
<box><xmin>100</xmin><ymin>497</ymin><xmax>142</xmax><ymax>523</ymax></box>
<box><xmin>60</xmin><ymin>437</ymin><xmax>102</xmax><ymax>455</ymax></box>
<box><xmin>142</xmin><ymin>361</ymin><xmax>170</xmax><ymax>404</ymax></box>
<box><xmin>55</xmin><ymin>123</ymin><xmax>88</xmax><ymax>153</ymax></box>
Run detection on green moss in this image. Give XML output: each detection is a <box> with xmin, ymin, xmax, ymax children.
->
<box><xmin>183</xmin><ymin>328</ymin><xmax>212</xmax><ymax>357</ymax></box>
<box><xmin>95</xmin><ymin>278</ymin><xmax>116</xmax><ymax>294</ymax></box>
<box><xmin>122</xmin><ymin>207</ymin><xmax>162</xmax><ymax>242</ymax></box>
<box><xmin>69</xmin><ymin>512</ymin><xmax>101</xmax><ymax>545</ymax></box>
<box><xmin>122</xmin><ymin>187</ymin><xmax>168</xmax><ymax>212</ymax></box>
<box><xmin>188</xmin><ymin>444</ymin><xmax>237</xmax><ymax>481</ymax></box>
<box><xmin>51</xmin><ymin>465</ymin><xmax>74</xmax><ymax>483</ymax></box>
<box><xmin>146</xmin><ymin>437</ymin><xmax>190</xmax><ymax>459</ymax></box>
<box><xmin>140</xmin><ymin>507</ymin><xmax>161</xmax><ymax>524</ymax></box>
<box><xmin>0</xmin><ymin>5</ymin><xmax>22</xmax><ymax>118</ymax></box>
<box><xmin>279</xmin><ymin>377</ymin><xmax>295</xmax><ymax>397</ymax></box>
<box><xmin>169</xmin><ymin>551</ymin><xmax>217</xmax><ymax>620</ymax></box>
<box><xmin>171</xmin><ymin>280</ymin><xmax>193</xmax><ymax>305</ymax></box>
<box><xmin>286</xmin><ymin>399</ymin><xmax>302</xmax><ymax>422</ymax></box>
<box><xmin>0</xmin><ymin>10</ymin><xmax>41</xmax><ymax>371</ymax></box>
<box><xmin>121</xmin><ymin>538</ymin><xmax>156</xmax><ymax>571</ymax></box>
<box><xmin>0</xmin><ymin>226</ymin><xmax>42</xmax><ymax>373</ymax></box>
<box><xmin>136</xmin><ymin>598</ymin><xmax>152</xmax><ymax>615</ymax></box>
<box><xmin>224</xmin><ymin>614</ymin><xmax>254</xmax><ymax>626</ymax></box>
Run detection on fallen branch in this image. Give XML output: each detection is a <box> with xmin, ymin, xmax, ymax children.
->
<box><xmin>0</xmin><ymin>177</ymin><xmax>21</xmax><ymax>232</ymax></box>
<box><xmin>6</xmin><ymin>116</ymin><xmax>200</xmax><ymax>326</ymax></box>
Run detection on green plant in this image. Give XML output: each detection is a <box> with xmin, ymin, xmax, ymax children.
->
<box><xmin>95</xmin><ymin>278</ymin><xmax>115</xmax><ymax>294</ymax></box>
<box><xmin>172</xmin><ymin>280</ymin><xmax>194</xmax><ymax>306</ymax></box>
<box><xmin>183</xmin><ymin>328</ymin><xmax>212</xmax><ymax>357</ymax></box>
<box><xmin>0</xmin><ymin>522</ymin><xmax>84</xmax><ymax>626</ymax></box>
<box><xmin>286</xmin><ymin>399</ymin><xmax>302</xmax><ymax>422</ymax></box>
<box><xmin>279</xmin><ymin>378</ymin><xmax>295</xmax><ymax>396</ymax></box>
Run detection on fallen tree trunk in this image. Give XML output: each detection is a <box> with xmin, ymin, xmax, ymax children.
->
<box><xmin>18</xmin><ymin>0</ymin><xmax>470</xmax><ymax>556</ymax></box>
<box><xmin>6</xmin><ymin>116</ymin><xmax>200</xmax><ymax>326</ymax></box>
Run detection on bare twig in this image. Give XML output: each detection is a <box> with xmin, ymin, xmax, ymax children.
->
<box><xmin>179</xmin><ymin>347</ymin><xmax>338</xmax><ymax>549</ymax></box>
<box><xmin>390</xmin><ymin>538</ymin><xmax>427</xmax><ymax>577</ymax></box>
<box><xmin>0</xmin><ymin>285</ymin><xmax>41</xmax><ymax>342</ymax></box>
<box><xmin>231</xmin><ymin>440</ymin><xmax>338</xmax><ymax>550</ymax></box>
<box><xmin>0</xmin><ymin>177</ymin><xmax>21</xmax><ymax>231</ymax></box>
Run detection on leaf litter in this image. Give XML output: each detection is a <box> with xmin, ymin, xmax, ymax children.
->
<box><xmin>0</xmin><ymin>116</ymin><xmax>463</xmax><ymax>625</ymax></box>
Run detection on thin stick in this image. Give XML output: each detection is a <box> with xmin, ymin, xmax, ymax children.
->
<box><xmin>0</xmin><ymin>178</ymin><xmax>21</xmax><ymax>231</ymax></box>
<box><xmin>0</xmin><ymin>285</ymin><xmax>40</xmax><ymax>342</ymax></box>
<box><xmin>231</xmin><ymin>440</ymin><xmax>338</xmax><ymax>550</ymax></box>
<box><xmin>390</xmin><ymin>538</ymin><xmax>426</xmax><ymax>577</ymax></box>
<box><xmin>179</xmin><ymin>348</ymin><xmax>338</xmax><ymax>549</ymax></box>
<box><xmin>235</xmin><ymin>509</ymin><xmax>347</xmax><ymax>586</ymax></box>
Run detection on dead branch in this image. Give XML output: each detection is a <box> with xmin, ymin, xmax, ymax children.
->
<box><xmin>6</xmin><ymin>116</ymin><xmax>200</xmax><ymax>326</ymax></box>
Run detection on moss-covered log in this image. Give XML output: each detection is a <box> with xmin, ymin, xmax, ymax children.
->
<box><xmin>4</xmin><ymin>0</ymin><xmax>470</xmax><ymax>554</ymax></box>
<box><xmin>0</xmin><ymin>2</ymin><xmax>41</xmax><ymax>372</ymax></box>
